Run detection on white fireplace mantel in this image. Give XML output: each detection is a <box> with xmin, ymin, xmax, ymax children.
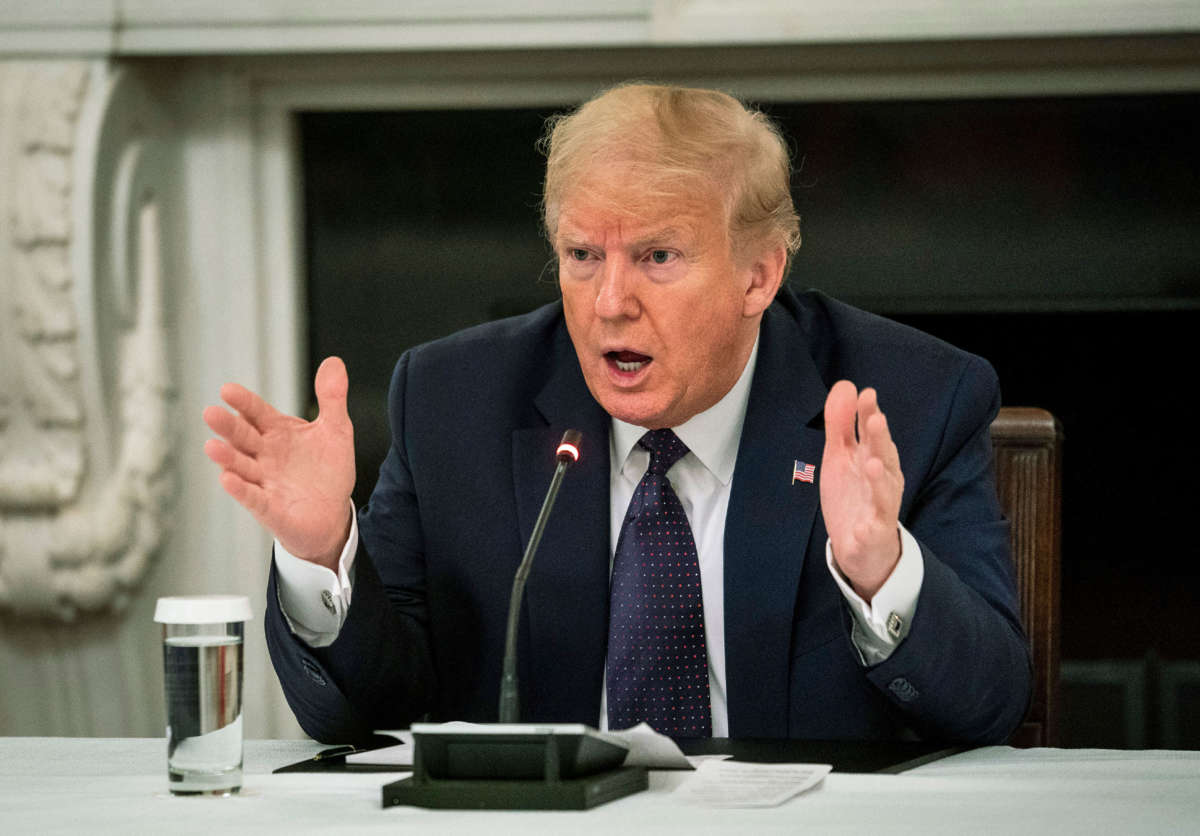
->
<box><xmin>1</xmin><ymin>3</ymin><xmax>1198</xmax><ymax>741</ymax></box>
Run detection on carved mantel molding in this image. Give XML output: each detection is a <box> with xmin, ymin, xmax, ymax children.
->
<box><xmin>0</xmin><ymin>60</ymin><xmax>175</xmax><ymax>619</ymax></box>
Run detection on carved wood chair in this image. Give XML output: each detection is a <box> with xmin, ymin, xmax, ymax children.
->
<box><xmin>991</xmin><ymin>407</ymin><xmax>1063</xmax><ymax>748</ymax></box>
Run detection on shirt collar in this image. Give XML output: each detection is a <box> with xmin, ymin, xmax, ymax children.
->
<box><xmin>610</xmin><ymin>335</ymin><xmax>759</xmax><ymax>486</ymax></box>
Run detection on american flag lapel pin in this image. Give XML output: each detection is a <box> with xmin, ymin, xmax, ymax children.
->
<box><xmin>792</xmin><ymin>460</ymin><xmax>816</xmax><ymax>484</ymax></box>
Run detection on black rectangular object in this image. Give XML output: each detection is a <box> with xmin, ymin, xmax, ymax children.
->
<box><xmin>380</xmin><ymin>728</ymin><xmax>647</xmax><ymax>810</ymax></box>
<box><xmin>417</xmin><ymin>730</ymin><xmax>626</xmax><ymax>780</ymax></box>
<box><xmin>382</xmin><ymin>766</ymin><xmax>648</xmax><ymax>810</ymax></box>
<box><xmin>675</xmin><ymin>738</ymin><xmax>961</xmax><ymax>774</ymax></box>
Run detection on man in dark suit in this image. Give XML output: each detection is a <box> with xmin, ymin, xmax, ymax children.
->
<box><xmin>204</xmin><ymin>83</ymin><xmax>1030</xmax><ymax>745</ymax></box>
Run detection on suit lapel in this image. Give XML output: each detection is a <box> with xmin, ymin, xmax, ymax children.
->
<box><xmin>724</xmin><ymin>302</ymin><xmax>828</xmax><ymax>738</ymax></box>
<box><xmin>512</xmin><ymin>324</ymin><xmax>611</xmax><ymax>724</ymax></box>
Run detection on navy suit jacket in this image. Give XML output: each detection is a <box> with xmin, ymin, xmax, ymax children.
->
<box><xmin>266</xmin><ymin>288</ymin><xmax>1032</xmax><ymax>745</ymax></box>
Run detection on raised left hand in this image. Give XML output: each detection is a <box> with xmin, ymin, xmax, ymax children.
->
<box><xmin>819</xmin><ymin>380</ymin><xmax>905</xmax><ymax>602</ymax></box>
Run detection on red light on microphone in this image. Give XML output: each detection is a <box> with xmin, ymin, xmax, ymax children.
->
<box><xmin>556</xmin><ymin>429</ymin><xmax>582</xmax><ymax>464</ymax></box>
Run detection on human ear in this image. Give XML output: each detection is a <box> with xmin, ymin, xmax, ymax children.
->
<box><xmin>742</xmin><ymin>243</ymin><xmax>787</xmax><ymax>318</ymax></box>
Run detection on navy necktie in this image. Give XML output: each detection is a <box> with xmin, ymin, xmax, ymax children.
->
<box><xmin>606</xmin><ymin>429</ymin><xmax>712</xmax><ymax>738</ymax></box>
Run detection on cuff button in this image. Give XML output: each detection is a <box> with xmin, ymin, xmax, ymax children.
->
<box><xmin>887</xmin><ymin>677</ymin><xmax>920</xmax><ymax>702</ymax></box>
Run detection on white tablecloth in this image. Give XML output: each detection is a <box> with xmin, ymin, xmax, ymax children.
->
<box><xmin>1</xmin><ymin>738</ymin><xmax>1197</xmax><ymax>835</ymax></box>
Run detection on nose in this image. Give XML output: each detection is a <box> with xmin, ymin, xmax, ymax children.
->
<box><xmin>594</xmin><ymin>258</ymin><xmax>640</xmax><ymax>320</ymax></box>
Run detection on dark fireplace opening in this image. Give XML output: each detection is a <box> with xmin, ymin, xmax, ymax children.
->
<box><xmin>302</xmin><ymin>91</ymin><xmax>1200</xmax><ymax>748</ymax></box>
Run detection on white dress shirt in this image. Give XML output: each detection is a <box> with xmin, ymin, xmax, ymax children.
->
<box><xmin>275</xmin><ymin>334</ymin><xmax>924</xmax><ymax>730</ymax></box>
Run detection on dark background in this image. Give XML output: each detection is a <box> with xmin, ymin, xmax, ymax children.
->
<box><xmin>302</xmin><ymin>93</ymin><xmax>1200</xmax><ymax>748</ymax></box>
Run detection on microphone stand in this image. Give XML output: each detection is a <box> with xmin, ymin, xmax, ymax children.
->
<box><xmin>381</xmin><ymin>428</ymin><xmax>649</xmax><ymax>810</ymax></box>
<box><xmin>498</xmin><ymin>429</ymin><xmax>580</xmax><ymax>723</ymax></box>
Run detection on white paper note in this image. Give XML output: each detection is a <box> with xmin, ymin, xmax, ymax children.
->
<box><xmin>676</xmin><ymin>761</ymin><xmax>832</xmax><ymax>807</ymax></box>
<box><xmin>346</xmin><ymin>731</ymin><xmax>412</xmax><ymax>766</ymax></box>
<box><xmin>598</xmin><ymin>722</ymin><xmax>693</xmax><ymax>769</ymax></box>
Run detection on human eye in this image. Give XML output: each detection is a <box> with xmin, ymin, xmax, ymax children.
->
<box><xmin>561</xmin><ymin>245</ymin><xmax>598</xmax><ymax>264</ymax></box>
<box><xmin>559</xmin><ymin>245</ymin><xmax>600</xmax><ymax>278</ymax></box>
<box><xmin>640</xmin><ymin>248</ymin><xmax>679</xmax><ymax>270</ymax></box>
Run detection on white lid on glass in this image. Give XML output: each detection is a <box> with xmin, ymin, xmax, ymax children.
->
<box><xmin>154</xmin><ymin>594</ymin><xmax>253</xmax><ymax>624</ymax></box>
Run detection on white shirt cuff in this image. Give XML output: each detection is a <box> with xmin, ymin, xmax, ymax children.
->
<box><xmin>825</xmin><ymin>523</ymin><xmax>924</xmax><ymax>666</ymax></box>
<box><xmin>273</xmin><ymin>503</ymin><xmax>359</xmax><ymax>648</ymax></box>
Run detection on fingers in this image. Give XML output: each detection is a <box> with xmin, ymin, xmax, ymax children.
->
<box><xmin>823</xmin><ymin>380</ymin><xmax>859</xmax><ymax>451</ymax></box>
<box><xmin>864</xmin><ymin>454</ymin><xmax>900</xmax><ymax>515</ymax></box>
<box><xmin>219</xmin><ymin>382</ymin><xmax>282</xmax><ymax>433</ymax></box>
<box><xmin>204</xmin><ymin>438</ymin><xmax>264</xmax><ymax>486</ymax></box>
<box><xmin>823</xmin><ymin>382</ymin><xmax>904</xmax><ymax>513</ymax></box>
<box><xmin>202</xmin><ymin>404</ymin><xmax>263</xmax><ymax>455</ymax></box>
<box><xmin>218</xmin><ymin>470</ymin><xmax>269</xmax><ymax>518</ymax></box>
<box><xmin>861</xmin><ymin>401</ymin><xmax>902</xmax><ymax>475</ymax></box>
<box><xmin>856</xmin><ymin>387</ymin><xmax>880</xmax><ymax>430</ymax></box>
<box><xmin>313</xmin><ymin>356</ymin><xmax>351</xmax><ymax>430</ymax></box>
<box><xmin>862</xmin><ymin>407</ymin><xmax>904</xmax><ymax>521</ymax></box>
<box><xmin>824</xmin><ymin>382</ymin><xmax>893</xmax><ymax>458</ymax></box>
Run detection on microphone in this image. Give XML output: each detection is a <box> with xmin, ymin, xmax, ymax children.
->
<box><xmin>386</xmin><ymin>427</ymin><xmax>645</xmax><ymax>807</ymax></box>
<box><xmin>498</xmin><ymin>429</ymin><xmax>582</xmax><ymax>723</ymax></box>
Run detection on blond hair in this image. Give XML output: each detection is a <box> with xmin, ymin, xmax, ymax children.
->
<box><xmin>540</xmin><ymin>83</ymin><xmax>801</xmax><ymax>259</ymax></box>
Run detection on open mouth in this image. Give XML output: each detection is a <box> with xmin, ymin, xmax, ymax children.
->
<box><xmin>605</xmin><ymin>350</ymin><xmax>652</xmax><ymax>375</ymax></box>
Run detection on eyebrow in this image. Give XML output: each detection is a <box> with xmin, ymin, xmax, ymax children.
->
<box><xmin>556</xmin><ymin>226</ymin><xmax>690</xmax><ymax>250</ymax></box>
<box><xmin>631</xmin><ymin>227</ymin><xmax>686</xmax><ymax>249</ymax></box>
<box><xmin>555</xmin><ymin>233</ymin><xmax>589</xmax><ymax>248</ymax></box>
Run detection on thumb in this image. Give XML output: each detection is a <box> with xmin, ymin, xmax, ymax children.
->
<box><xmin>313</xmin><ymin>356</ymin><xmax>350</xmax><ymax>426</ymax></box>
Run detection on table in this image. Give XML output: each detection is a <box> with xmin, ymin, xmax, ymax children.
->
<box><xmin>2</xmin><ymin>738</ymin><xmax>1196</xmax><ymax>835</ymax></box>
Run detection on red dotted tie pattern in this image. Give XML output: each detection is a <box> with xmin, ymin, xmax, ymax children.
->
<box><xmin>606</xmin><ymin>429</ymin><xmax>712</xmax><ymax>738</ymax></box>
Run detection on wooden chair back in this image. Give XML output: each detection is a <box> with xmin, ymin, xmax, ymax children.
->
<box><xmin>991</xmin><ymin>407</ymin><xmax>1063</xmax><ymax>747</ymax></box>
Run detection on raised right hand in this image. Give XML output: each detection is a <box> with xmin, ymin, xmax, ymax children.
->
<box><xmin>203</xmin><ymin>356</ymin><xmax>356</xmax><ymax>571</ymax></box>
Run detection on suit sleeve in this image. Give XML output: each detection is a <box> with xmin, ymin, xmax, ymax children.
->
<box><xmin>265</xmin><ymin>352</ymin><xmax>436</xmax><ymax>744</ymax></box>
<box><xmin>863</xmin><ymin>354</ymin><xmax>1032</xmax><ymax>744</ymax></box>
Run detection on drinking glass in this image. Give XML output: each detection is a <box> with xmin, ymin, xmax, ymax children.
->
<box><xmin>154</xmin><ymin>595</ymin><xmax>252</xmax><ymax>795</ymax></box>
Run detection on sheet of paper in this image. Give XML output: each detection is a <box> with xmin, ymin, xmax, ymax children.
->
<box><xmin>597</xmin><ymin>722</ymin><xmax>693</xmax><ymax>769</ymax></box>
<box><xmin>685</xmin><ymin>753</ymin><xmax>734</xmax><ymax>768</ymax></box>
<box><xmin>676</xmin><ymin>761</ymin><xmax>832</xmax><ymax>807</ymax></box>
<box><xmin>346</xmin><ymin>731</ymin><xmax>412</xmax><ymax>766</ymax></box>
